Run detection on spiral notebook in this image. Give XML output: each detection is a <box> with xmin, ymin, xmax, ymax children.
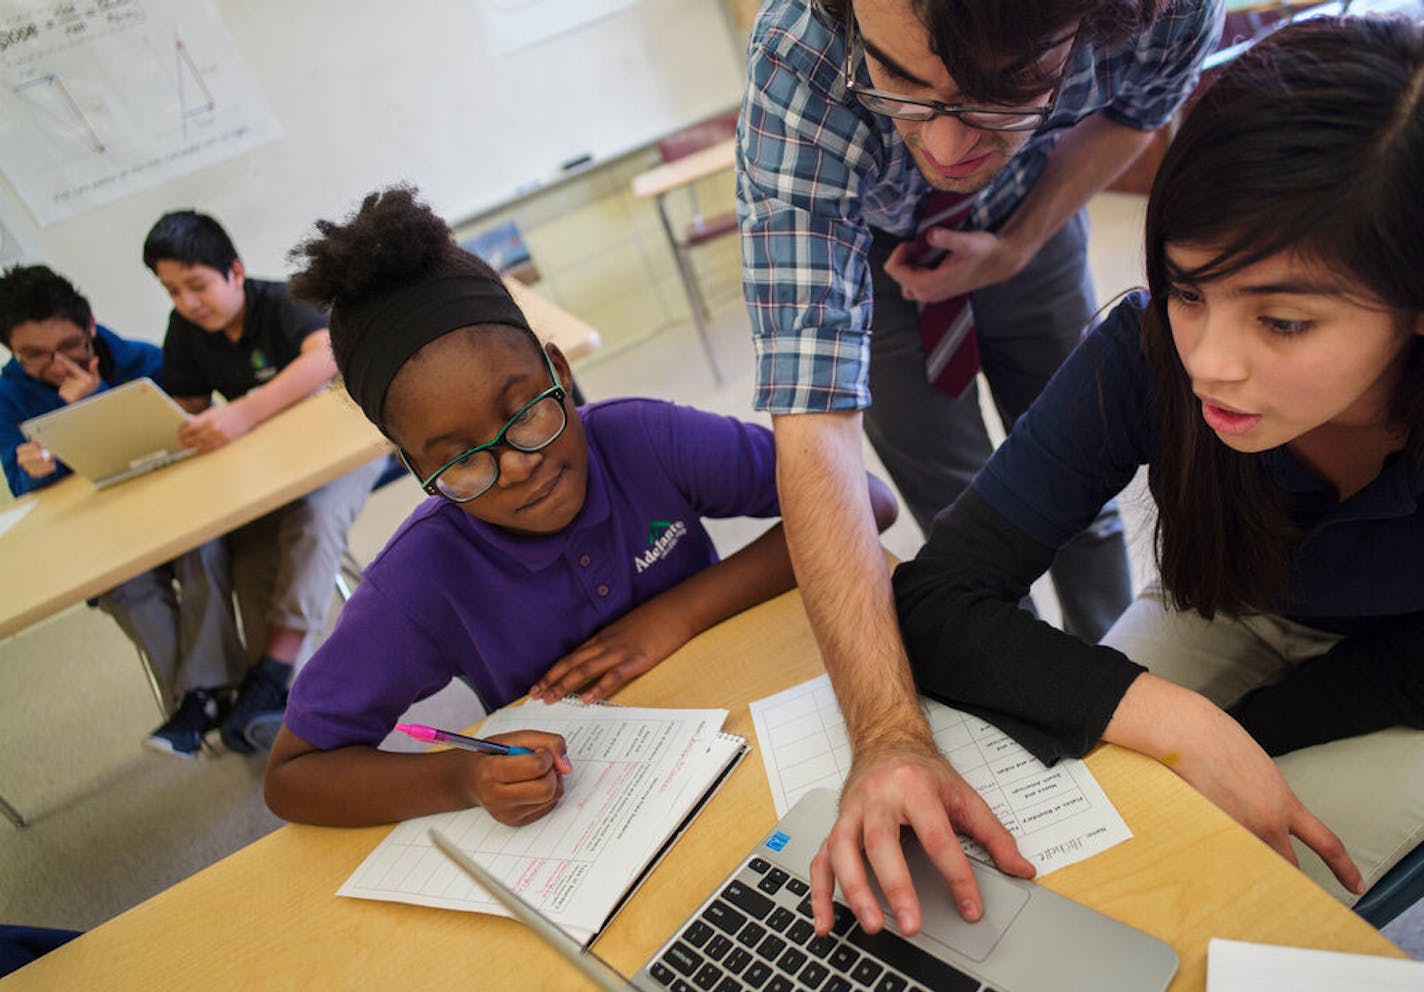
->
<box><xmin>338</xmin><ymin>698</ymin><xmax>748</xmax><ymax>944</ymax></box>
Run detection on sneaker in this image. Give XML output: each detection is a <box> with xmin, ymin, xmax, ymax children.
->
<box><xmin>220</xmin><ymin>657</ymin><xmax>292</xmax><ymax>754</ymax></box>
<box><xmin>144</xmin><ymin>688</ymin><xmax>230</xmax><ymax>759</ymax></box>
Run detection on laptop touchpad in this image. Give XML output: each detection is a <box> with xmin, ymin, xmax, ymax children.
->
<box><xmin>872</xmin><ymin>842</ymin><xmax>1031</xmax><ymax>963</ymax></box>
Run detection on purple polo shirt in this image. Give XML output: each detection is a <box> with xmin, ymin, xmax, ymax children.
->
<box><xmin>286</xmin><ymin>398</ymin><xmax>780</xmax><ymax>750</ymax></box>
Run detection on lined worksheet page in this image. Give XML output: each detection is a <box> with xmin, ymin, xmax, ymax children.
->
<box><xmin>339</xmin><ymin>702</ymin><xmax>734</xmax><ymax>941</ymax></box>
<box><xmin>749</xmin><ymin>675</ymin><xmax>1131</xmax><ymax>873</ymax></box>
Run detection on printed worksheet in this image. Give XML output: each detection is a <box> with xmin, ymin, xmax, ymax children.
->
<box><xmin>339</xmin><ymin>701</ymin><xmax>741</xmax><ymax>942</ymax></box>
<box><xmin>749</xmin><ymin>675</ymin><xmax>1131</xmax><ymax>874</ymax></box>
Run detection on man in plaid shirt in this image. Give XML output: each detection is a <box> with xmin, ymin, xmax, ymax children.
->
<box><xmin>737</xmin><ymin>0</ymin><xmax>1222</xmax><ymax>937</ymax></box>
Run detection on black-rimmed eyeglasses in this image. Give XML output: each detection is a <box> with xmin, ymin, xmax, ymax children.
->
<box><xmin>14</xmin><ymin>328</ymin><xmax>94</xmax><ymax>372</ymax></box>
<box><xmin>842</xmin><ymin>10</ymin><xmax>1074</xmax><ymax>133</ymax></box>
<box><xmin>399</xmin><ymin>345</ymin><xmax>568</xmax><ymax>503</ymax></box>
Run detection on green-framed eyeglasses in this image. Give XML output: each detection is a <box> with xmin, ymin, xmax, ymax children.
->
<box><xmin>399</xmin><ymin>345</ymin><xmax>568</xmax><ymax>503</ymax></box>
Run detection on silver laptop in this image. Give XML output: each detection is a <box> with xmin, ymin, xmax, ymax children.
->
<box><xmin>20</xmin><ymin>377</ymin><xmax>194</xmax><ymax>489</ymax></box>
<box><xmin>435</xmin><ymin>787</ymin><xmax>1178</xmax><ymax>992</ymax></box>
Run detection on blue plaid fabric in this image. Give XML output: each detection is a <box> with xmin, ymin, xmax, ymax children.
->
<box><xmin>738</xmin><ymin>0</ymin><xmax>1224</xmax><ymax>413</ymax></box>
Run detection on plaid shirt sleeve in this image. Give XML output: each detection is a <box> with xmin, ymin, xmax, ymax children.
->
<box><xmin>737</xmin><ymin>0</ymin><xmax>885</xmax><ymax>414</ymax></box>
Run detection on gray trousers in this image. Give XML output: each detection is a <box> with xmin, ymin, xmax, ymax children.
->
<box><xmin>228</xmin><ymin>456</ymin><xmax>383</xmax><ymax>662</ymax></box>
<box><xmin>1102</xmin><ymin>587</ymin><xmax>1424</xmax><ymax>905</ymax></box>
<box><xmin>94</xmin><ymin>538</ymin><xmax>246</xmax><ymax>708</ymax></box>
<box><xmin>863</xmin><ymin>209</ymin><xmax>1132</xmax><ymax>641</ymax></box>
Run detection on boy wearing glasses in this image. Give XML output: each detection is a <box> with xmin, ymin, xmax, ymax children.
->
<box><xmin>142</xmin><ymin>211</ymin><xmax>384</xmax><ymax>756</ymax></box>
<box><xmin>737</xmin><ymin>0</ymin><xmax>1222</xmax><ymax>934</ymax></box>
<box><xmin>0</xmin><ymin>264</ymin><xmax>245</xmax><ymax>758</ymax></box>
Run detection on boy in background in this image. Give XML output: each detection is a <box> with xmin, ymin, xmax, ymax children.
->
<box><xmin>142</xmin><ymin>211</ymin><xmax>383</xmax><ymax>754</ymax></box>
<box><xmin>0</xmin><ymin>264</ymin><xmax>244</xmax><ymax>758</ymax></box>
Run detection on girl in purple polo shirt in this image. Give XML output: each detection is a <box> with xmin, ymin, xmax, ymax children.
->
<box><xmin>263</xmin><ymin>186</ymin><xmax>895</xmax><ymax>827</ymax></box>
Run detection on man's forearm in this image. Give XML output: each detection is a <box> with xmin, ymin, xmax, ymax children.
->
<box><xmin>773</xmin><ymin>411</ymin><xmax>933</xmax><ymax>753</ymax></box>
<box><xmin>999</xmin><ymin>115</ymin><xmax>1156</xmax><ymax>262</ymax></box>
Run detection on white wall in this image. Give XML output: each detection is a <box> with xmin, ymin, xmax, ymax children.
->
<box><xmin>0</xmin><ymin>0</ymin><xmax>745</xmax><ymax>346</ymax></box>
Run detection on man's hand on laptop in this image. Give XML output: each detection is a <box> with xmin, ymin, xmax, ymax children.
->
<box><xmin>178</xmin><ymin>401</ymin><xmax>256</xmax><ymax>452</ymax></box>
<box><xmin>15</xmin><ymin>440</ymin><xmax>56</xmax><ymax>480</ymax></box>
<box><xmin>808</xmin><ymin>740</ymin><xmax>1035</xmax><ymax>938</ymax></box>
<box><xmin>54</xmin><ymin>352</ymin><xmax>101</xmax><ymax>405</ymax></box>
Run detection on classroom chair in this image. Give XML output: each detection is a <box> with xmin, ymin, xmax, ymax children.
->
<box><xmin>632</xmin><ymin>110</ymin><xmax>740</xmax><ymax>384</ymax></box>
<box><xmin>88</xmin><ymin>615</ymin><xmax>172</xmax><ymax>721</ymax></box>
<box><xmin>1355</xmin><ymin>843</ymin><xmax>1424</xmax><ymax>929</ymax></box>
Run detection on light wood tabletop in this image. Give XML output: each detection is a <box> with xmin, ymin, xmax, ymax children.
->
<box><xmin>0</xmin><ymin>386</ymin><xmax>389</xmax><ymax>641</ymax></box>
<box><xmin>507</xmin><ymin>276</ymin><xmax>602</xmax><ymax>362</ymax></box>
<box><xmin>0</xmin><ymin>586</ymin><xmax>1402</xmax><ymax>990</ymax></box>
<box><xmin>631</xmin><ymin>137</ymin><xmax>736</xmax><ymax>201</ymax></box>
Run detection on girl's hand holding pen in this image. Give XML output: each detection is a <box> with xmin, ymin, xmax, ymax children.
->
<box><xmin>463</xmin><ymin>730</ymin><xmax>573</xmax><ymax>826</ymax></box>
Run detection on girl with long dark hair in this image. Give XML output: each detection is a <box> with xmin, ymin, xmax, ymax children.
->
<box><xmin>894</xmin><ymin>15</ymin><xmax>1424</xmax><ymax>903</ymax></box>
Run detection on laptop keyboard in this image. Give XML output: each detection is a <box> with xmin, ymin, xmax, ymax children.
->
<box><xmin>646</xmin><ymin>857</ymin><xmax>997</xmax><ymax>992</ymax></box>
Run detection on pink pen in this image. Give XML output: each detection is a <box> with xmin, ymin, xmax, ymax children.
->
<box><xmin>395</xmin><ymin>722</ymin><xmax>534</xmax><ymax>756</ymax></box>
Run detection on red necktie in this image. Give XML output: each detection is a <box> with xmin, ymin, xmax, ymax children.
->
<box><xmin>909</xmin><ymin>190</ymin><xmax>979</xmax><ymax>399</ymax></box>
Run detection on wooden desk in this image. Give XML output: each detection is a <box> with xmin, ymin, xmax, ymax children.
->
<box><xmin>507</xmin><ymin>276</ymin><xmax>602</xmax><ymax>362</ymax></box>
<box><xmin>630</xmin><ymin>138</ymin><xmax>737</xmax><ymax>203</ymax></box>
<box><xmin>0</xmin><ymin>588</ymin><xmax>1401</xmax><ymax>990</ymax></box>
<box><xmin>631</xmin><ymin>136</ymin><xmax>737</xmax><ymax>384</ymax></box>
<box><xmin>0</xmin><ymin>387</ymin><xmax>388</xmax><ymax>642</ymax></box>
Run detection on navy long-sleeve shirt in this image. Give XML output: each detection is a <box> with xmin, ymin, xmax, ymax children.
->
<box><xmin>894</xmin><ymin>293</ymin><xmax>1424</xmax><ymax>762</ymax></box>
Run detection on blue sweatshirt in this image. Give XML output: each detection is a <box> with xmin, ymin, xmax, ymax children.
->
<box><xmin>1</xmin><ymin>325</ymin><xmax>163</xmax><ymax>496</ymax></box>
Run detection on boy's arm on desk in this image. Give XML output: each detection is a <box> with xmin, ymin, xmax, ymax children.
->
<box><xmin>177</xmin><ymin>331</ymin><xmax>337</xmax><ymax>452</ymax></box>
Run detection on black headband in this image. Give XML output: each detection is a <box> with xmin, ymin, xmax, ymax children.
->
<box><xmin>333</xmin><ymin>274</ymin><xmax>532</xmax><ymax>429</ymax></box>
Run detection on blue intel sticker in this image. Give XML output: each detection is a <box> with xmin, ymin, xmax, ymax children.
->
<box><xmin>764</xmin><ymin>831</ymin><xmax>790</xmax><ymax>852</ymax></box>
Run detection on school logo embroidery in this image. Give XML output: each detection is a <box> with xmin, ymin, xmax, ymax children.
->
<box><xmin>634</xmin><ymin>519</ymin><xmax>687</xmax><ymax>573</ymax></box>
<box><xmin>250</xmin><ymin>348</ymin><xmax>277</xmax><ymax>383</ymax></box>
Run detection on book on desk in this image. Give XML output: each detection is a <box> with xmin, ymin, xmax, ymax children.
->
<box><xmin>338</xmin><ymin>698</ymin><xmax>747</xmax><ymax>944</ymax></box>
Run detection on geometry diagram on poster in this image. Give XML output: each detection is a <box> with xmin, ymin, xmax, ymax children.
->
<box><xmin>0</xmin><ymin>0</ymin><xmax>281</xmax><ymax>226</ymax></box>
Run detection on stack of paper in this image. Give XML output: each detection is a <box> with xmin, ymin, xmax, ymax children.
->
<box><xmin>1207</xmin><ymin>938</ymin><xmax>1424</xmax><ymax>990</ymax></box>
<box><xmin>339</xmin><ymin>700</ymin><xmax>746</xmax><ymax>943</ymax></box>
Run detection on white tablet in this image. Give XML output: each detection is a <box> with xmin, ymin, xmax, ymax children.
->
<box><xmin>20</xmin><ymin>377</ymin><xmax>195</xmax><ymax>489</ymax></box>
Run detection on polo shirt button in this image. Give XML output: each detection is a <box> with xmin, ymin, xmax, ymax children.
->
<box><xmin>579</xmin><ymin>554</ymin><xmax>591</xmax><ymax>567</ymax></box>
<box><xmin>596</xmin><ymin>584</ymin><xmax>609</xmax><ymax>597</ymax></box>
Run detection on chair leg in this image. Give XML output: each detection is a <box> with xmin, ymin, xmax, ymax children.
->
<box><xmin>133</xmin><ymin>645</ymin><xmax>169</xmax><ymax>719</ymax></box>
<box><xmin>655</xmin><ymin>193</ymin><xmax>724</xmax><ymax>385</ymax></box>
<box><xmin>0</xmin><ymin>791</ymin><xmax>26</xmax><ymax>829</ymax></box>
<box><xmin>335</xmin><ymin>550</ymin><xmax>363</xmax><ymax>603</ymax></box>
